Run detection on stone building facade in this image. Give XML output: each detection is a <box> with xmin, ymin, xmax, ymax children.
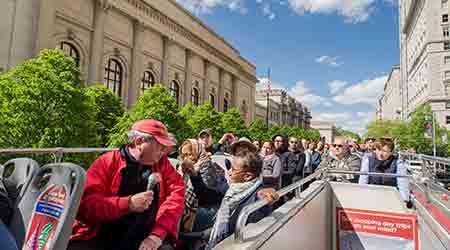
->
<box><xmin>255</xmin><ymin>89</ymin><xmax>311</xmax><ymax>128</ymax></box>
<box><xmin>1</xmin><ymin>0</ymin><xmax>257</xmax><ymax>122</ymax></box>
<box><xmin>310</xmin><ymin>121</ymin><xmax>336</xmax><ymax>144</ymax></box>
<box><xmin>379</xmin><ymin>65</ymin><xmax>402</xmax><ymax>120</ymax></box>
<box><xmin>400</xmin><ymin>0</ymin><xmax>450</xmax><ymax>128</ymax></box>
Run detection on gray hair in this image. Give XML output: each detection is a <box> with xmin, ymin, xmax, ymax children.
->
<box><xmin>128</xmin><ymin>129</ymin><xmax>153</xmax><ymax>145</ymax></box>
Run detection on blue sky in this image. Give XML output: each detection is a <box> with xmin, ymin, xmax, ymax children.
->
<box><xmin>176</xmin><ymin>0</ymin><xmax>399</xmax><ymax>134</ymax></box>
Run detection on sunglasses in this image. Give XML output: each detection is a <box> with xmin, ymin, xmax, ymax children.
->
<box><xmin>333</xmin><ymin>144</ymin><xmax>344</xmax><ymax>148</ymax></box>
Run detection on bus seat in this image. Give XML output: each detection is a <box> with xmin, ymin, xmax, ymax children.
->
<box><xmin>10</xmin><ymin>163</ymin><xmax>85</xmax><ymax>250</ymax></box>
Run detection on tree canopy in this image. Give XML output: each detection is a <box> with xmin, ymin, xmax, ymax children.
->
<box><xmin>0</xmin><ymin>49</ymin><xmax>96</xmax><ymax>148</ymax></box>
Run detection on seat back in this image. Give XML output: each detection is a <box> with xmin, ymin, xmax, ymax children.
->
<box><xmin>10</xmin><ymin>163</ymin><xmax>85</xmax><ymax>250</ymax></box>
<box><xmin>0</xmin><ymin>158</ymin><xmax>40</xmax><ymax>204</ymax></box>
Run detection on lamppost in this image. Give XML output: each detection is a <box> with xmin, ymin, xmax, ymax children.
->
<box><xmin>265</xmin><ymin>68</ymin><xmax>271</xmax><ymax>128</ymax></box>
<box><xmin>425</xmin><ymin>113</ymin><xmax>437</xmax><ymax>157</ymax></box>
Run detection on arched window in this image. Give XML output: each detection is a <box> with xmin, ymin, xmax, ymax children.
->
<box><xmin>169</xmin><ymin>80</ymin><xmax>180</xmax><ymax>105</ymax></box>
<box><xmin>224</xmin><ymin>99</ymin><xmax>229</xmax><ymax>112</ymax></box>
<box><xmin>141</xmin><ymin>71</ymin><xmax>155</xmax><ymax>93</ymax></box>
<box><xmin>191</xmin><ymin>88</ymin><xmax>200</xmax><ymax>106</ymax></box>
<box><xmin>59</xmin><ymin>41</ymin><xmax>80</xmax><ymax>66</ymax></box>
<box><xmin>209</xmin><ymin>93</ymin><xmax>215</xmax><ymax>107</ymax></box>
<box><xmin>104</xmin><ymin>59</ymin><xmax>123</xmax><ymax>96</ymax></box>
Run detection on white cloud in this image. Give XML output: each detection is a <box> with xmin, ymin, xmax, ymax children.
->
<box><xmin>328</xmin><ymin>80</ymin><xmax>348</xmax><ymax>94</ymax></box>
<box><xmin>332</xmin><ymin>75</ymin><xmax>388</xmax><ymax>106</ymax></box>
<box><xmin>316</xmin><ymin>56</ymin><xmax>342</xmax><ymax>67</ymax></box>
<box><xmin>287</xmin><ymin>0</ymin><xmax>376</xmax><ymax>23</ymax></box>
<box><xmin>176</xmin><ymin>0</ymin><xmax>246</xmax><ymax>14</ymax></box>
<box><xmin>289</xmin><ymin>80</ymin><xmax>326</xmax><ymax>107</ymax></box>
<box><xmin>262</xmin><ymin>4</ymin><xmax>276</xmax><ymax>20</ymax></box>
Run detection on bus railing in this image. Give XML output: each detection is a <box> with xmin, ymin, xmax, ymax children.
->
<box><xmin>0</xmin><ymin>148</ymin><xmax>116</xmax><ymax>162</ymax></box>
<box><xmin>234</xmin><ymin>168</ymin><xmax>450</xmax><ymax>243</ymax></box>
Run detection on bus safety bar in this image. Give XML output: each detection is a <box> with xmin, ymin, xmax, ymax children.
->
<box><xmin>0</xmin><ymin>148</ymin><xmax>117</xmax><ymax>162</ymax></box>
<box><xmin>234</xmin><ymin>169</ymin><xmax>449</xmax><ymax>243</ymax></box>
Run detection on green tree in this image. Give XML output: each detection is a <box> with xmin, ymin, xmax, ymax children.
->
<box><xmin>0</xmin><ymin>49</ymin><xmax>96</xmax><ymax>148</ymax></box>
<box><xmin>336</xmin><ymin>128</ymin><xmax>362</xmax><ymax>143</ymax></box>
<box><xmin>108</xmin><ymin>84</ymin><xmax>188</xmax><ymax>146</ymax></box>
<box><xmin>247</xmin><ymin>119</ymin><xmax>268</xmax><ymax>141</ymax></box>
<box><xmin>85</xmin><ymin>85</ymin><xmax>124</xmax><ymax>146</ymax></box>
<box><xmin>218</xmin><ymin>108</ymin><xmax>248</xmax><ymax>138</ymax></box>
<box><xmin>365</xmin><ymin>105</ymin><xmax>449</xmax><ymax>156</ymax></box>
<box><xmin>179</xmin><ymin>103</ymin><xmax>221</xmax><ymax>140</ymax></box>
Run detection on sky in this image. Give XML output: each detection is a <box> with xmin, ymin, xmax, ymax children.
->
<box><xmin>176</xmin><ymin>0</ymin><xmax>400</xmax><ymax>134</ymax></box>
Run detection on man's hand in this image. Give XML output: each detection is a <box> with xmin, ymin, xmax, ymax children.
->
<box><xmin>257</xmin><ymin>188</ymin><xmax>280</xmax><ymax>205</ymax></box>
<box><xmin>129</xmin><ymin>191</ymin><xmax>153</xmax><ymax>213</ymax></box>
<box><xmin>139</xmin><ymin>235</ymin><xmax>162</xmax><ymax>250</ymax></box>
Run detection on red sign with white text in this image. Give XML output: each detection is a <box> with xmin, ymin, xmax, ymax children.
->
<box><xmin>336</xmin><ymin>208</ymin><xmax>418</xmax><ymax>250</ymax></box>
<box><xmin>23</xmin><ymin>184</ymin><xmax>67</xmax><ymax>250</ymax></box>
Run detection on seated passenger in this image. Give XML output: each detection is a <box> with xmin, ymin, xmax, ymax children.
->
<box><xmin>359</xmin><ymin>138</ymin><xmax>410</xmax><ymax>202</ymax></box>
<box><xmin>260</xmin><ymin>141</ymin><xmax>282</xmax><ymax>190</ymax></box>
<box><xmin>0</xmin><ymin>177</ymin><xmax>18</xmax><ymax>250</ymax></box>
<box><xmin>318</xmin><ymin>136</ymin><xmax>361</xmax><ymax>183</ymax></box>
<box><xmin>207</xmin><ymin>152</ymin><xmax>277</xmax><ymax>249</ymax></box>
<box><xmin>69</xmin><ymin>119</ymin><xmax>185</xmax><ymax>250</ymax></box>
<box><xmin>178</xmin><ymin>139</ymin><xmax>226</xmax><ymax>233</ymax></box>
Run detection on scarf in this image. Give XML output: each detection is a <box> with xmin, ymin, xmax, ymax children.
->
<box><xmin>178</xmin><ymin>139</ymin><xmax>212</xmax><ymax>232</ymax></box>
<box><xmin>207</xmin><ymin>179</ymin><xmax>262</xmax><ymax>249</ymax></box>
<box><xmin>373</xmin><ymin>155</ymin><xmax>396</xmax><ymax>172</ymax></box>
<box><xmin>180</xmin><ymin>139</ymin><xmax>212</xmax><ymax>171</ymax></box>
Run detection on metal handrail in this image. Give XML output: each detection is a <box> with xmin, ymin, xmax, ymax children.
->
<box><xmin>0</xmin><ymin>148</ymin><xmax>116</xmax><ymax>154</ymax></box>
<box><xmin>233</xmin><ymin>168</ymin><xmax>446</xmax><ymax>244</ymax></box>
<box><xmin>234</xmin><ymin>170</ymin><xmax>323</xmax><ymax>242</ymax></box>
<box><xmin>324</xmin><ymin>170</ymin><xmax>411</xmax><ymax>179</ymax></box>
<box><xmin>0</xmin><ymin>148</ymin><xmax>117</xmax><ymax>162</ymax></box>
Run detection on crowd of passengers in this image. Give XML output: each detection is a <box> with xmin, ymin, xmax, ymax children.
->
<box><xmin>0</xmin><ymin>119</ymin><xmax>411</xmax><ymax>250</ymax></box>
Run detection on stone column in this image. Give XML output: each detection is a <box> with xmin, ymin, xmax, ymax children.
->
<box><xmin>87</xmin><ymin>0</ymin><xmax>110</xmax><ymax>85</ymax></box>
<box><xmin>218</xmin><ymin>69</ymin><xmax>225</xmax><ymax>112</ymax></box>
<box><xmin>161</xmin><ymin>36</ymin><xmax>171</xmax><ymax>87</ymax></box>
<box><xmin>36</xmin><ymin>0</ymin><xmax>57</xmax><ymax>53</ymax></box>
<box><xmin>231</xmin><ymin>75</ymin><xmax>239</xmax><ymax>108</ymax></box>
<box><xmin>249</xmin><ymin>84</ymin><xmax>255</xmax><ymax>121</ymax></box>
<box><xmin>127</xmin><ymin>20</ymin><xmax>144</xmax><ymax>107</ymax></box>
<box><xmin>203</xmin><ymin>59</ymin><xmax>210</xmax><ymax>104</ymax></box>
<box><xmin>184</xmin><ymin>49</ymin><xmax>193</xmax><ymax>105</ymax></box>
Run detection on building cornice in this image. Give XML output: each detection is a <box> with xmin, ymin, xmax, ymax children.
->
<box><xmin>111</xmin><ymin>0</ymin><xmax>256</xmax><ymax>83</ymax></box>
<box><xmin>402</xmin><ymin>0</ymin><xmax>424</xmax><ymax>34</ymax></box>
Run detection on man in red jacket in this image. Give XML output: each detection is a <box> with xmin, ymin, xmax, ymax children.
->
<box><xmin>69</xmin><ymin>119</ymin><xmax>185</xmax><ymax>250</ymax></box>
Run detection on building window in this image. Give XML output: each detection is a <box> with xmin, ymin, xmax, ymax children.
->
<box><xmin>223</xmin><ymin>99</ymin><xmax>229</xmax><ymax>112</ymax></box>
<box><xmin>209</xmin><ymin>93</ymin><xmax>215</xmax><ymax>107</ymax></box>
<box><xmin>169</xmin><ymin>80</ymin><xmax>180</xmax><ymax>105</ymax></box>
<box><xmin>443</xmin><ymin>0</ymin><xmax>449</xmax><ymax>8</ymax></box>
<box><xmin>141</xmin><ymin>71</ymin><xmax>155</xmax><ymax>93</ymax></box>
<box><xmin>444</xmin><ymin>27</ymin><xmax>449</xmax><ymax>37</ymax></box>
<box><xmin>104</xmin><ymin>59</ymin><xmax>123</xmax><ymax>96</ymax></box>
<box><xmin>445</xmin><ymin>71</ymin><xmax>450</xmax><ymax>80</ymax></box>
<box><xmin>191</xmin><ymin>88</ymin><xmax>199</xmax><ymax>106</ymax></box>
<box><xmin>446</xmin><ymin>101</ymin><xmax>450</xmax><ymax>109</ymax></box>
<box><xmin>59</xmin><ymin>41</ymin><xmax>80</xmax><ymax>66</ymax></box>
<box><xmin>445</xmin><ymin>41</ymin><xmax>450</xmax><ymax>50</ymax></box>
<box><xmin>446</xmin><ymin>116</ymin><xmax>450</xmax><ymax>124</ymax></box>
<box><xmin>443</xmin><ymin>14</ymin><xmax>449</xmax><ymax>23</ymax></box>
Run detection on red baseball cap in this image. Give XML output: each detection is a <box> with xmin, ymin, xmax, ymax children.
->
<box><xmin>131</xmin><ymin>119</ymin><xmax>175</xmax><ymax>147</ymax></box>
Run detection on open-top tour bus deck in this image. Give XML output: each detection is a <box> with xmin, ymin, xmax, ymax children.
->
<box><xmin>0</xmin><ymin>148</ymin><xmax>449</xmax><ymax>250</ymax></box>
